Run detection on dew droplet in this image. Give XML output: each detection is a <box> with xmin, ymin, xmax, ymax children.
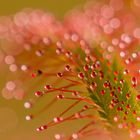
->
<box><xmin>34</xmin><ymin>91</ymin><xmax>43</xmax><ymax>97</ymax></box>
<box><xmin>103</xmin><ymin>24</ymin><xmax>113</xmax><ymax>34</ymax></box>
<box><xmin>101</xmin><ymin>5</ymin><xmax>114</xmax><ymax>19</ymax></box>
<box><xmin>44</xmin><ymin>85</ymin><xmax>52</xmax><ymax>90</ymax></box>
<box><xmin>24</xmin><ymin>102</ymin><xmax>32</xmax><ymax>109</ymax></box>
<box><xmin>4</xmin><ymin>55</ymin><xmax>15</xmax><ymax>65</ymax></box>
<box><xmin>53</xmin><ymin>117</ymin><xmax>63</xmax><ymax>123</ymax></box>
<box><xmin>25</xmin><ymin>115</ymin><xmax>32</xmax><ymax>121</ymax></box>
<box><xmin>78</xmin><ymin>72</ymin><xmax>85</xmax><ymax>79</ymax></box>
<box><xmin>55</xmin><ymin>134</ymin><xmax>62</xmax><ymax>140</ymax></box>
<box><xmin>109</xmin><ymin>18</ymin><xmax>121</xmax><ymax>29</ymax></box>
<box><xmin>137</xmin><ymin>116</ymin><xmax>140</xmax><ymax>121</ymax></box>
<box><xmin>136</xmin><ymin>95</ymin><xmax>140</xmax><ymax>101</ymax></box>
<box><xmin>9</xmin><ymin>64</ymin><xmax>18</xmax><ymax>72</ymax></box>
<box><xmin>21</xmin><ymin>65</ymin><xmax>28</xmax><ymax>71</ymax></box>
<box><xmin>1</xmin><ymin>88</ymin><xmax>13</xmax><ymax>100</ymax></box>
<box><xmin>133</xmin><ymin>28</ymin><xmax>140</xmax><ymax>39</ymax></box>
<box><xmin>90</xmin><ymin>71</ymin><xmax>97</xmax><ymax>78</ymax></box>
<box><xmin>6</xmin><ymin>81</ymin><xmax>16</xmax><ymax>91</ymax></box>
<box><xmin>137</xmin><ymin>129</ymin><xmax>140</xmax><ymax>135</ymax></box>
<box><xmin>57</xmin><ymin>94</ymin><xmax>64</xmax><ymax>99</ymax></box>
<box><xmin>72</xmin><ymin>133</ymin><xmax>79</xmax><ymax>139</ymax></box>
<box><xmin>13</xmin><ymin>88</ymin><xmax>25</xmax><ymax>100</ymax></box>
<box><xmin>65</xmin><ymin>65</ymin><xmax>71</xmax><ymax>71</ymax></box>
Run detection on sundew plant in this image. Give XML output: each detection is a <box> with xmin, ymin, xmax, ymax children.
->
<box><xmin>1</xmin><ymin>0</ymin><xmax>140</xmax><ymax>140</ymax></box>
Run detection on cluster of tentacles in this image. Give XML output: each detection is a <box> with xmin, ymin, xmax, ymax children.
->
<box><xmin>1</xmin><ymin>0</ymin><xmax>140</xmax><ymax>139</ymax></box>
